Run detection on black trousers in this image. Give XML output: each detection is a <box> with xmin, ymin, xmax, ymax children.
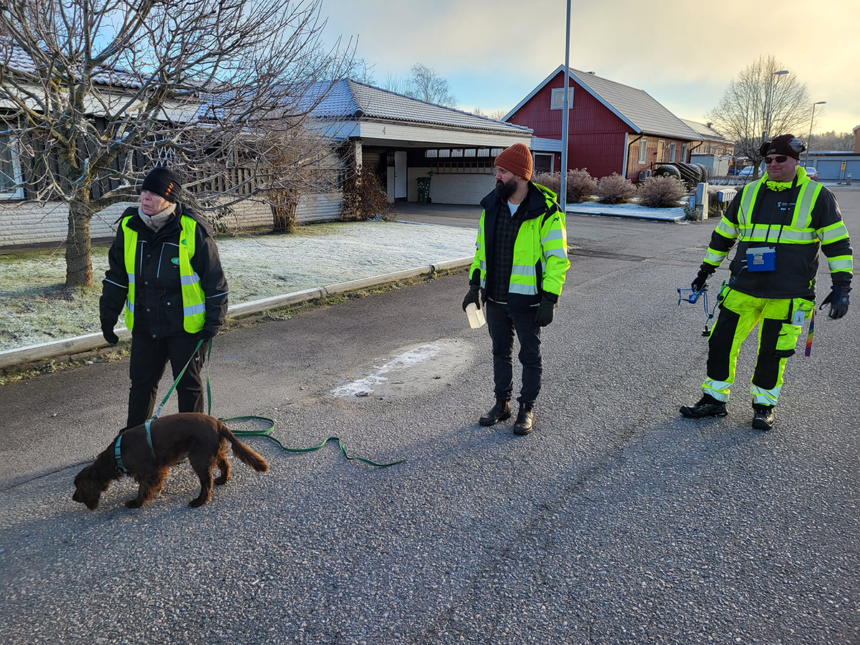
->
<box><xmin>485</xmin><ymin>300</ymin><xmax>542</xmax><ymax>406</ymax></box>
<box><xmin>127</xmin><ymin>332</ymin><xmax>207</xmax><ymax>428</ymax></box>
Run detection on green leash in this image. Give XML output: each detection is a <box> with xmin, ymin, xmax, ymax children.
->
<box><xmin>151</xmin><ymin>338</ymin><xmax>405</xmax><ymax>468</ymax></box>
<box><xmin>220</xmin><ymin>415</ymin><xmax>406</xmax><ymax>468</ymax></box>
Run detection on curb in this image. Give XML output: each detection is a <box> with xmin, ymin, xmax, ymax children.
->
<box><xmin>0</xmin><ymin>257</ymin><xmax>474</xmax><ymax>371</ymax></box>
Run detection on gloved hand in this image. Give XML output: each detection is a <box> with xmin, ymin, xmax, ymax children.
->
<box><xmin>101</xmin><ymin>319</ymin><xmax>119</xmax><ymax>345</ymax></box>
<box><xmin>199</xmin><ymin>329</ymin><xmax>216</xmax><ymax>342</ymax></box>
<box><xmin>691</xmin><ymin>267</ymin><xmax>714</xmax><ymax>293</ymax></box>
<box><xmin>462</xmin><ymin>285</ymin><xmax>481</xmax><ymax>312</ymax></box>
<box><xmin>535</xmin><ymin>298</ymin><xmax>555</xmax><ymax>327</ymax></box>
<box><xmin>820</xmin><ymin>285</ymin><xmax>850</xmax><ymax>319</ymax></box>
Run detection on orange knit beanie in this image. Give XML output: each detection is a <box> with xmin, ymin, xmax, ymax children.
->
<box><xmin>495</xmin><ymin>143</ymin><xmax>533</xmax><ymax>180</ymax></box>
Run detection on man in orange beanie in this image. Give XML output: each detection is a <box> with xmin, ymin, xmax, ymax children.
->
<box><xmin>463</xmin><ymin>143</ymin><xmax>570</xmax><ymax>435</ymax></box>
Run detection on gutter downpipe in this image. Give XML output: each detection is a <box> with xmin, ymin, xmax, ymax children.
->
<box><xmin>559</xmin><ymin>0</ymin><xmax>571</xmax><ymax>212</ymax></box>
<box><xmin>623</xmin><ymin>133</ymin><xmax>642</xmax><ymax>180</ymax></box>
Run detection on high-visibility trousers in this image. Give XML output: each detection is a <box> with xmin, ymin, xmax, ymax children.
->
<box><xmin>702</xmin><ymin>289</ymin><xmax>814</xmax><ymax>406</ymax></box>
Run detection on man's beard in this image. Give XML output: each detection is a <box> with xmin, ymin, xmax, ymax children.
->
<box><xmin>495</xmin><ymin>176</ymin><xmax>518</xmax><ymax>200</ymax></box>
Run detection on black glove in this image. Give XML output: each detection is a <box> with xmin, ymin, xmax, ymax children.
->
<box><xmin>691</xmin><ymin>266</ymin><xmax>714</xmax><ymax>292</ymax></box>
<box><xmin>462</xmin><ymin>285</ymin><xmax>481</xmax><ymax>312</ymax></box>
<box><xmin>535</xmin><ymin>298</ymin><xmax>555</xmax><ymax>327</ymax></box>
<box><xmin>199</xmin><ymin>329</ymin><xmax>216</xmax><ymax>342</ymax></box>
<box><xmin>101</xmin><ymin>319</ymin><xmax>119</xmax><ymax>345</ymax></box>
<box><xmin>820</xmin><ymin>285</ymin><xmax>850</xmax><ymax>319</ymax></box>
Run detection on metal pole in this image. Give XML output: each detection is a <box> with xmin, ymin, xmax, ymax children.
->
<box><xmin>806</xmin><ymin>101</ymin><xmax>825</xmax><ymax>166</ymax></box>
<box><xmin>559</xmin><ymin>0</ymin><xmax>571</xmax><ymax>212</ymax></box>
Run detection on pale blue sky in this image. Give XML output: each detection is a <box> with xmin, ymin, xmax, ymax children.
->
<box><xmin>321</xmin><ymin>0</ymin><xmax>859</xmax><ymax>135</ymax></box>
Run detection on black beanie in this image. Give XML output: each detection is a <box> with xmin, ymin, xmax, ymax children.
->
<box><xmin>141</xmin><ymin>167</ymin><xmax>182</xmax><ymax>202</ymax></box>
<box><xmin>759</xmin><ymin>134</ymin><xmax>805</xmax><ymax>160</ymax></box>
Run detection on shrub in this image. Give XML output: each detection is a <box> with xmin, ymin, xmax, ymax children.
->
<box><xmin>340</xmin><ymin>159</ymin><xmax>393</xmax><ymax>222</ymax></box>
<box><xmin>566</xmin><ymin>168</ymin><xmax>597</xmax><ymax>203</ymax></box>
<box><xmin>637</xmin><ymin>175</ymin><xmax>688</xmax><ymax>208</ymax></box>
<box><xmin>596</xmin><ymin>173</ymin><xmax>636</xmax><ymax>204</ymax></box>
<box><xmin>531</xmin><ymin>171</ymin><xmax>560</xmax><ymax>197</ymax></box>
<box><xmin>531</xmin><ymin>168</ymin><xmax>597</xmax><ymax>204</ymax></box>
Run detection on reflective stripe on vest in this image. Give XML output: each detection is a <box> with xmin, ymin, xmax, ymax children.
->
<box><xmin>737</xmin><ymin>176</ymin><xmax>823</xmax><ymax>245</ymax></box>
<box><xmin>121</xmin><ymin>215</ymin><xmax>206</xmax><ymax>333</ymax></box>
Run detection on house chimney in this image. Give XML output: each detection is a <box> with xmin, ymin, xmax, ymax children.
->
<box><xmin>854</xmin><ymin>125</ymin><xmax>860</xmax><ymax>154</ymax></box>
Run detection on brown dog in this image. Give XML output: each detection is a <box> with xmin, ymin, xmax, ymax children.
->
<box><xmin>73</xmin><ymin>413</ymin><xmax>269</xmax><ymax>510</ymax></box>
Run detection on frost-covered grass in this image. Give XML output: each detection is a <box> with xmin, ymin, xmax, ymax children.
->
<box><xmin>0</xmin><ymin>220</ymin><xmax>477</xmax><ymax>351</ymax></box>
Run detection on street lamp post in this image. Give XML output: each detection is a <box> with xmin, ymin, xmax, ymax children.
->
<box><xmin>763</xmin><ymin>69</ymin><xmax>789</xmax><ymax>143</ymax></box>
<box><xmin>806</xmin><ymin>101</ymin><xmax>826</xmax><ymax>166</ymax></box>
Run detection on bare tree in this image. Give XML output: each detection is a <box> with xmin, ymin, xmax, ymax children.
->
<box><xmin>0</xmin><ymin>0</ymin><xmax>354</xmax><ymax>286</ymax></box>
<box><xmin>382</xmin><ymin>73</ymin><xmax>409</xmax><ymax>95</ymax></box>
<box><xmin>257</xmin><ymin>126</ymin><xmax>343</xmax><ymax>234</ymax></box>
<box><xmin>405</xmin><ymin>63</ymin><xmax>456</xmax><ymax>107</ymax></box>
<box><xmin>347</xmin><ymin>57</ymin><xmax>375</xmax><ymax>85</ymax></box>
<box><xmin>473</xmin><ymin>107</ymin><xmax>508</xmax><ymax>121</ymax></box>
<box><xmin>809</xmin><ymin>131</ymin><xmax>854</xmax><ymax>151</ymax></box>
<box><xmin>707</xmin><ymin>55</ymin><xmax>812</xmax><ymax>178</ymax></box>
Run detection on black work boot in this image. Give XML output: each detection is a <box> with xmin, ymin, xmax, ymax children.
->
<box><xmin>679</xmin><ymin>393</ymin><xmax>728</xmax><ymax>419</ymax></box>
<box><xmin>479</xmin><ymin>399</ymin><xmax>511</xmax><ymax>426</ymax></box>
<box><xmin>752</xmin><ymin>404</ymin><xmax>775</xmax><ymax>431</ymax></box>
<box><xmin>513</xmin><ymin>404</ymin><xmax>534</xmax><ymax>436</ymax></box>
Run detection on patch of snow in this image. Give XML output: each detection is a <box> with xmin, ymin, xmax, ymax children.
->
<box><xmin>0</xmin><ymin>221</ymin><xmax>477</xmax><ymax>351</ymax></box>
<box><xmin>331</xmin><ymin>344</ymin><xmax>442</xmax><ymax>397</ymax></box>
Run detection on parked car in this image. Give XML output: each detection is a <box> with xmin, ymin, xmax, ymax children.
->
<box><xmin>739</xmin><ymin>166</ymin><xmax>754</xmax><ymax>177</ymax></box>
<box><xmin>805</xmin><ymin>167</ymin><xmax>819</xmax><ymax>181</ymax></box>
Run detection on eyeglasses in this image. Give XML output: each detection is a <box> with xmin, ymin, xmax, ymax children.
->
<box><xmin>764</xmin><ymin>155</ymin><xmax>789</xmax><ymax>164</ymax></box>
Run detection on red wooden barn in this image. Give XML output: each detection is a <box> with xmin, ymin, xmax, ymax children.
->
<box><xmin>504</xmin><ymin>66</ymin><xmax>701</xmax><ymax>181</ymax></box>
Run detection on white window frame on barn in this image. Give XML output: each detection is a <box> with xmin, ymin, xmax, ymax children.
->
<box><xmin>638</xmin><ymin>138</ymin><xmax>648</xmax><ymax>164</ymax></box>
<box><xmin>669</xmin><ymin>142</ymin><xmax>677</xmax><ymax>162</ymax></box>
<box><xmin>550</xmin><ymin>87</ymin><xmax>574</xmax><ymax>110</ymax></box>
<box><xmin>533</xmin><ymin>153</ymin><xmax>554</xmax><ymax>174</ymax></box>
<box><xmin>0</xmin><ymin>134</ymin><xmax>24</xmax><ymax>200</ymax></box>
<box><xmin>682</xmin><ymin>143</ymin><xmax>688</xmax><ymax>162</ymax></box>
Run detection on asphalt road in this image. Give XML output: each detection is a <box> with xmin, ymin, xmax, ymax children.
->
<box><xmin>1</xmin><ymin>189</ymin><xmax>858</xmax><ymax>644</ymax></box>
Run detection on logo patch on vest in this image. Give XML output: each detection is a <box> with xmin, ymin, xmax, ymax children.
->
<box><xmin>171</xmin><ymin>257</ymin><xmax>180</xmax><ymax>265</ymax></box>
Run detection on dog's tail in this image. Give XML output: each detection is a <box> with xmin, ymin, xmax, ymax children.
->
<box><xmin>218</xmin><ymin>423</ymin><xmax>269</xmax><ymax>473</ymax></box>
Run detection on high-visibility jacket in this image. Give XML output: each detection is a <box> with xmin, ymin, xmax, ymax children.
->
<box><xmin>100</xmin><ymin>205</ymin><xmax>228</xmax><ymax>339</ymax></box>
<box><xmin>703</xmin><ymin>167</ymin><xmax>852</xmax><ymax>299</ymax></box>
<box><xmin>122</xmin><ymin>215</ymin><xmax>206</xmax><ymax>333</ymax></box>
<box><xmin>471</xmin><ymin>182</ymin><xmax>570</xmax><ymax>309</ymax></box>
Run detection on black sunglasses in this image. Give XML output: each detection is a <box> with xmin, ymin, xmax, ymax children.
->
<box><xmin>764</xmin><ymin>155</ymin><xmax>789</xmax><ymax>164</ymax></box>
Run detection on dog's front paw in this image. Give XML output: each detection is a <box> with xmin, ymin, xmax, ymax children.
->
<box><xmin>188</xmin><ymin>497</ymin><xmax>209</xmax><ymax>508</ymax></box>
<box><xmin>125</xmin><ymin>499</ymin><xmax>143</xmax><ymax>509</ymax></box>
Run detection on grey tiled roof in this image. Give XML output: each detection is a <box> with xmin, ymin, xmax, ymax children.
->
<box><xmin>680</xmin><ymin>119</ymin><xmax>733</xmax><ymax>143</ymax></box>
<box><xmin>313</xmin><ymin>79</ymin><xmax>531</xmax><ymax>134</ymax></box>
<box><xmin>1</xmin><ymin>37</ymin><xmax>144</xmax><ymax>89</ymax></box>
<box><xmin>568</xmin><ymin>69</ymin><xmax>699</xmax><ymax>141</ymax></box>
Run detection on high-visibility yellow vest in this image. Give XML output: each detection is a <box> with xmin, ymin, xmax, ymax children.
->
<box><xmin>121</xmin><ymin>215</ymin><xmax>206</xmax><ymax>333</ymax></box>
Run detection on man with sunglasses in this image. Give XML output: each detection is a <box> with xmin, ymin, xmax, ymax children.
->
<box><xmin>679</xmin><ymin>134</ymin><xmax>852</xmax><ymax>430</ymax></box>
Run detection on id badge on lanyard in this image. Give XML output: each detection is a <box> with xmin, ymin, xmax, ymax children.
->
<box><xmin>746</xmin><ymin>246</ymin><xmax>776</xmax><ymax>272</ymax></box>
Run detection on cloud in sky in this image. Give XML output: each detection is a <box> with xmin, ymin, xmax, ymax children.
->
<box><xmin>321</xmin><ymin>0</ymin><xmax>858</xmax><ymax>134</ymax></box>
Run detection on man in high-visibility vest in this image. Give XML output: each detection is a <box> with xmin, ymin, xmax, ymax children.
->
<box><xmin>680</xmin><ymin>134</ymin><xmax>852</xmax><ymax>430</ymax></box>
<box><xmin>100</xmin><ymin>167</ymin><xmax>228</xmax><ymax>429</ymax></box>
<box><xmin>463</xmin><ymin>143</ymin><xmax>570</xmax><ymax>435</ymax></box>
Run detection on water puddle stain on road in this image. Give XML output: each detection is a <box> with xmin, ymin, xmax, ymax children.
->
<box><xmin>330</xmin><ymin>339</ymin><xmax>475</xmax><ymax>399</ymax></box>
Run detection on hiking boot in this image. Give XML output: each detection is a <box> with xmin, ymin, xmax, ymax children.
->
<box><xmin>479</xmin><ymin>399</ymin><xmax>511</xmax><ymax>426</ymax></box>
<box><xmin>679</xmin><ymin>393</ymin><xmax>728</xmax><ymax>419</ymax></box>
<box><xmin>513</xmin><ymin>405</ymin><xmax>534</xmax><ymax>436</ymax></box>
<box><xmin>752</xmin><ymin>405</ymin><xmax>775</xmax><ymax>431</ymax></box>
